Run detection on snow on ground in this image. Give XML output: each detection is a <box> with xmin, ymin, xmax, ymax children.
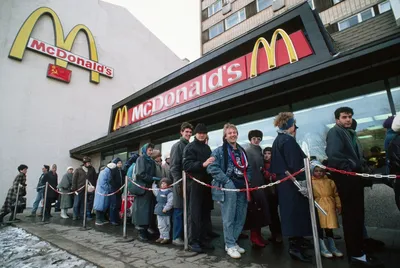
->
<box><xmin>0</xmin><ymin>226</ymin><xmax>96</xmax><ymax>268</ymax></box>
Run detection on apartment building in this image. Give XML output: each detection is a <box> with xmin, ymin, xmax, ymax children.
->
<box><xmin>201</xmin><ymin>0</ymin><xmax>395</xmax><ymax>54</ymax></box>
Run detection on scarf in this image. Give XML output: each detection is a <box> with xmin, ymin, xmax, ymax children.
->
<box><xmin>227</xmin><ymin>142</ymin><xmax>251</xmax><ymax>201</ymax></box>
<box><xmin>141</xmin><ymin>143</ymin><xmax>153</xmax><ymax>161</ymax></box>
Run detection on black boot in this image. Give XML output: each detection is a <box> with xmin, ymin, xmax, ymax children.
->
<box><xmin>288</xmin><ymin>238</ymin><xmax>312</xmax><ymax>263</ymax></box>
<box><xmin>138</xmin><ymin>229</ymin><xmax>149</xmax><ymax>242</ymax></box>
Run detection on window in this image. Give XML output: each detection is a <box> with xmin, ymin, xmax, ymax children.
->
<box><xmin>338</xmin><ymin>8</ymin><xmax>375</xmax><ymax>31</ymax></box>
<box><xmin>225</xmin><ymin>8</ymin><xmax>246</xmax><ymax>30</ymax></box>
<box><xmin>208</xmin><ymin>0</ymin><xmax>222</xmax><ymax>17</ymax></box>
<box><xmin>209</xmin><ymin>21</ymin><xmax>224</xmax><ymax>39</ymax></box>
<box><xmin>333</xmin><ymin>0</ymin><xmax>342</xmax><ymax>4</ymax></box>
<box><xmin>308</xmin><ymin>0</ymin><xmax>315</xmax><ymax>10</ymax></box>
<box><xmin>257</xmin><ymin>0</ymin><xmax>273</xmax><ymax>12</ymax></box>
<box><xmin>378</xmin><ymin>0</ymin><xmax>392</xmax><ymax>14</ymax></box>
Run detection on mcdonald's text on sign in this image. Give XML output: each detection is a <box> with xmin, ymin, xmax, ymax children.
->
<box><xmin>47</xmin><ymin>64</ymin><xmax>72</xmax><ymax>83</ymax></box>
<box><xmin>8</xmin><ymin>7</ymin><xmax>114</xmax><ymax>84</ymax></box>
<box><xmin>112</xmin><ymin>29</ymin><xmax>313</xmax><ymax>131</ymax></box>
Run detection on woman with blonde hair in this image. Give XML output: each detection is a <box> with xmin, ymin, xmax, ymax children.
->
<box><xmin>270</xmin><ymin>112</ymin><xmax>312</xmax><ymax>262</ymax></box>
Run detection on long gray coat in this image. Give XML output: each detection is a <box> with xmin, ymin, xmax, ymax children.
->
<box><xmin>244</xmin><ymin>144</ymin><xmax>271</xmax><ymax>229</ymax></box>
<box><xmin>58</xmin><ymin>173</ymin><xmax>73</xmax><ymax>209</ymax></box>
<box><xmin>132</xmin><ymin>154</ymin><xmax>156</xmax><ymax>226</ymax></box>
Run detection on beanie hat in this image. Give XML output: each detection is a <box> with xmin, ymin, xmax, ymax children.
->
<box><xmin>160</xmin><ymin>177</ymin><xmax>172</xmax><ymax>186</ymax></box>
<box><xmin>383</xmin><ymin>116</ymin><xmax>395</xmax><ymax>129</ymax></box>
<box><xmin>67</xmin><ymin>166</ymin><xmax>74</xmax><ymax>171</ymax></box>
<box><xmin>194</xmin><ymin>123</ymin><xmax>208</xmax><ymax>134</ymax></box>
<box><xmin>248</xmin><ymin>130</ymin><xmax>263</xmax><ymax>141</ymax></box>
<box><xmin>112</xmin><ymin>157</ymin><xmax>122</xmax><ymax>164</ymax></box>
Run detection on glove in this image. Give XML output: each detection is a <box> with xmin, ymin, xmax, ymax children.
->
<box><xmin>298</xmin><ymin>180</ymin><xmax>309</xmax><ymax>197</ymax></box>
<box><xmin>152</xmin><ymin>177</ymin><xmax>161</xmax><ymax>181</ymax></box>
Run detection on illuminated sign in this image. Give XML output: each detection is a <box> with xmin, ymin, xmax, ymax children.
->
<box><xmin>9</xmin><ymin>7</ymin><xmax>114</xmax><ymax>84</ymax></box>
<box><xmin>112</xmin><ymin>29</ymin><xmax>313</xmax><ymax>131</ymax></box>
<box><xmin>113</xmin><ymin>106</ymin><xmax>129</xmax><ymax>131</ymax></box>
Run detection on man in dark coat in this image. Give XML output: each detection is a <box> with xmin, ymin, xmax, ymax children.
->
<box><xmin>244</xmin><ymin>130</ymin><xmax>271</xmax><ymax>247</ymax></box>
<box><xmin>0</xmin><ymin>165</ymin><xmax>28</xmax><ymax>224</ymax></box>
<box><xmin>326</xmin><ymin>107</ymin><xmax>383</xmax><ymax>267</ymax></box>
<box><xmin>42</xmin><ymin>164</ymin><xmax>58</xmax><ymax>220</ymax></box>
<box><xmin>169</xmin><ymin>122</ymin><xmax>193</xmax><ymax>246</ymax></box>
<box><xmin>110</xmin><ymin>157</ymin><xmax>124</xmax><ymax>225</ymax></box>
<box><xmin>72</xmin><ymin>156</ymin><xmax>97</xmax><ymax>220</ymax></box>
<box><xmin>270</xmin><ymin>112</ymin><xmax>312</xmax><ymax>262</ymax></box>
<box><xmin>183</xmin><ymin>123</ymin><xmax>215</xmax><ymax>252</ymax></box>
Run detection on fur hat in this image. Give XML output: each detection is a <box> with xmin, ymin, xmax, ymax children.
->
<box><xmin>194</xmin><ymin>123</ymin><xmax>208</xmax><ymax>134</ymax></box>
<box><xmin>248</xmin><ymin>130</ymin><xmax>263</xmax><ymax>141</ymax></box>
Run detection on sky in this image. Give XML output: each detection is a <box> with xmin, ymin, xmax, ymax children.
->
<box><xmin>104</xmin><ymin>0</ymin><xmax>201</xmax><ymax>62</ymax></box>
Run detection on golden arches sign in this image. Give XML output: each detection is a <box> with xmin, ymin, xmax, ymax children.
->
<box><xmin>250</xmin><ymin>29</ymin><xmax>299</xmax><ymax>78</ymax></box>
<box><xmin>9</xmin><ymin>7</ymin><xmax>101</xmax><ymax>83</ymax></box>
<box><xmin>113</xmin><ymin>106</ymin><xmax>129</xmax><ymax>131</ymax></box>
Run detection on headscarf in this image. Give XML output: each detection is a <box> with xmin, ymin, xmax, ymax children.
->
<box><xmin>310</xmin><ymin>159</ymin><xmax>323</xmax><ymax>176</ymax></box>
<box><xmin>141</xmin><ymin>143</ymin><xmax>152</xmax><ymax>161</ymax></box>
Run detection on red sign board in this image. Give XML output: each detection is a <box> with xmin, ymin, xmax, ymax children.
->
<box><xmin>47</xmin><ymin>64</ymin><xmax>72</xmax><ymax>83</ymax></box>
<box><xmin>113</xmin><ymin>29</ymin><xmax>314</xmax><ymax>131</ymax></box>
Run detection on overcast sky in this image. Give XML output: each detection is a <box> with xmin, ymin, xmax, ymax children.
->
<box><xmin>104</xmin><ymin>0</ymin><xmax>201</xmax><ymax>62</ymax></box>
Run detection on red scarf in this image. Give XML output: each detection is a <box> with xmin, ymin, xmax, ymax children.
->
<box><xmin>229</xmin><ymin>146</ymin><xmax>251</xmax><ymax>201</ymax></box>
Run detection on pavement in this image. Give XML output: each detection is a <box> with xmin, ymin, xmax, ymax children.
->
<box><xmin>2</xmin><ymin>208</ymin><xmax>399</xmax><ymax>268</ymax></box>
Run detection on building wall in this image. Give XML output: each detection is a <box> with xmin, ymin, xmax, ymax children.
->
<box><xmin>201</xmin><ymin>0</ymin><xmax>387</xmax><ymax>54</ymax></box>
<box><xmin>0</xmin><ymin>0</ymin><xmax>185</xmax><ymax>204</ymax></box>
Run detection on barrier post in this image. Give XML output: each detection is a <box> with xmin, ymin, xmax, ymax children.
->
<box><xmin>304</xmin><ymin>159</ymin><xmax>323</xmax><ymax>268</ymax></box>
<box><xmin>82</xmin><ymin>179</ymin><xmax>88</xmax><ymax>229</ymax></box>
<box><xmin>11</xmin><ymin>184</ymin><xmax>21</xmax><ymax>222</ymax></box>
<box><xmin>42</xmin><ymin>182</ymin><xmax>49</xmax><ymax>222</ymax></box>
<box><xmin>183</xmin><ymin>172</ymin><xmax>188</xmax><ymax>251</ymax></box>
<box><xmin>123</xmin><ymin>176</ymin><xmax>128</xmax><ymax>239</ymax></box>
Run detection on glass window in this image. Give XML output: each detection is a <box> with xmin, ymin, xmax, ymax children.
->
<box><xmin>209</xmin><ymin>21</ymin><xmax>224</xmax><ymax>39</ymax></box>
<box><xmin>225</xmin><ymin>8</ymin><xmax>246</xmax><ymax>30</ymax></box>
<box><xmin>333</xmin><ymin>0</ymin><xmax>342</xmax><ymax>4</ymax></box>
<box><xmin>257</xmin><ymin>0</ymin><xmax>273</xmax><ymax>12</ymax></box>
<box><xmin>338</xmin><ymin>8</ymin><xmax>375</xmax><ymax>31</ymax></box>
<box><xmin>208</xmin><ymin>0</ymin><xmax>222</xmax><ymax>17</ymax></box>
<box><xmin>378</xmin><ymin>1</ymin><xmax>391</xmax><ymax>14</ymax></box>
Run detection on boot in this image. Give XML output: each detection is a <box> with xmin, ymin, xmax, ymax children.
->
<box><xmin>327</xmin><ymin>237</ymin><xmax>343</xmax><ymax>257</ymax></box>
<box><xmin>138</xmin><ymin>229</ymin><xmax>149</xmax><ymax>242</ymax></box>
<box><xmin>257</xmin><ymin>229</ymin><xmax>269</xmax><ymax>245</ymax></box>
<box><xmin>250</xmin><ymin>229</ymin><xmax>266</xmax><ymax>247</ymax></box>
<box><xmin>60</xmin><ymin>209</ymin><xmax>69</xmax><ymax>219</ymax></box>
<box><xmin>319</xmin><ymin>238</ymin><xmax>333</xmax><ymax>258</ymax></box>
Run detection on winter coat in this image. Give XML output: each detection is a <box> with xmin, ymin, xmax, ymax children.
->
<box><xmin>94</xmin><ymin>163</ymin><xmax>116</xmax><ymax>212</ymax></box>
<box><xmin>312</xmin><ymin>176</ymin><xmax>341</xmax><ymax>229</ymax></box>
<box><xmin>270</xmin><ymin>132</ymin><xmax>312</xmax><ymax>237</ymax></box>
<box><xmin>388</xmin><ymin>133</ymin><xmax>400</xmax><ymax>175</ymax></box>
<box><xmin>36</xmin><ymin>173</ymin><xmax>46</xmax><ymax>192</ymax></box>
<box><xmin>132</xmin><ymin>144</ymin><xmax>156</xmax><ymax>226</ymax></box>
<box><xmin>72</xmin><ymin>166</ymin><xmax>97</xmax><ymax>191</ymax></box>
<box><xmin>0</xmin><ymin>173</ymin><xmax>27</xmax><ymax>215</ymax></box>
<box><xmin>244</xmin><ymin>144</ymin><xmax>271</xmax><ymax>230</ymax></box>
<box><xmin>154</xmin><ymin>163</ymin><xmax>163</xmax><ymax>178</ymax></box>
<box><xmin>42</xmin><ymin>171</ymin><xmax>58</xmax><ymax>199</ymax></box>
<box><xmin>58</xmin><ymin>173</ymin><xmax>73</xmax><ymax>209</ymax></box>
<box><xmin>162</xmin><ymin>163</ymin><xmax>170</xmax><ymax>179</ymax></box>
<box><xmin>170</xmin><ymin>137</ymin><xmax>189</xmax><ymax>208</ymax></box>
<box><xmin>183</xmin><ymin>138</ymin><xmax>213</xmax><ymax>210</ymax></box>
<box><xmin>207</xmin><ymin>142</ymin><xmax>252</xmax><ymax>202</ymax></box>
<box><xmin>110</xmin><ymin>168</ymin><xmax>124</xmax><ymax>192</ymax></box>
<box><xmin>153</xmin><ymin>185</ymin><xmax>173</xmax><ymax>216</ymax></box>
<box><xmin>326</xmin><ymin>124</ymin><xmax>366</xmax><ymax>172</ymax></box>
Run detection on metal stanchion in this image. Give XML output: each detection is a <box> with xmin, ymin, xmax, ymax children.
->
<box><xmin>42</xmin><ymin>182</ymin><xmax>48</xmax><ymax>222</ymax></box>
<box><xmin>123</xmin><ymin>176</ymin><xmax>128</xmax><ymax>239</ymax></box>
<box><xmin>183</xmin><ymin>172</ymin><xmax>188</xmax><ymax>251</ymax></box>
<box><xmin>81</xmin><ymin>179</ymin><xmax>89</xmax><ymax>229</ymax></box>
<box><xmin>304</xmin><ymin>158</ymin><xmax>323</xmax><ymax>268</ymax></box>
<box><xmin>11</xmin><ymin>184</ymin><xmax>21</xmax><ymax>222</ymax></box>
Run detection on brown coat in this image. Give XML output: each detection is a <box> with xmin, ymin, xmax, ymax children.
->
<box><xmin>72</xmin><ymin>166</ymin><xmax>96</xmax><ymax>191</ymax></box>
<box><xmin>312</xmin><ymin>176</ymin><xmax>341</xmax><ymax>229</ymax></box>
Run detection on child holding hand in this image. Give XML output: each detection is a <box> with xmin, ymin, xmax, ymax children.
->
<box><xmin>152</xmin><ymin>178</ymin><xmax>173</xmax><ymax>244</ymax></box>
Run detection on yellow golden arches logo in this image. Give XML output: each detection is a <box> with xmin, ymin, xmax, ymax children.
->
<box><xmin>8</xmin><ymin>7</ymin><xmax>102</xmax><ymax>83</ymax></box>
<box><xmin>113</xmin><ymin>106</ymin><xmax>129</xmax><ymax>131</ymax></box>
<box><xmin>250</xmin><ymin>29</ymin><xmax>299</xmax><ymax>78</ymax></box>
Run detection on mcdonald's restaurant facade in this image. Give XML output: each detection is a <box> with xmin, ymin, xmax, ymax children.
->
<box><xmin>72</xmin><ymin>3</ymin><xmax>400</xmax><ymax>228</ymax></box>
<box><xmin>0</xmin><ymin>0</ymin><xmax>186</xmax><ymax>203</ymax></box>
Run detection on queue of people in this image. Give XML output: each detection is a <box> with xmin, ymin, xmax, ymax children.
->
<box><xmin>1</xmin><ymin>106</ymin><xmax>399</xmax><ymax>268</ymax></box>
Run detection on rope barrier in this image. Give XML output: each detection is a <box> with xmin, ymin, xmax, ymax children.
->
<box><xmin>95</xmin><ymin>185</ymin><xmax>126</xmax><ymax>197</ymax></box>
<box><xmin>127</xmin><ymin>178</ymin><xmax>183</xmax><ymax>191</ymax></box>
<box><xmin>47</xmin><ymin>184</ymin><xmax>85</xmax><ymax>195</ymax></box>
<box><xmin>312</xmin><ymin>163</ymin><xmax>400</xmax><ymax>179</ymax></box>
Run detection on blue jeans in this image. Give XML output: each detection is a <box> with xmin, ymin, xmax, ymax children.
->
<box><xmin>73</xmin><ymin>191</ymin><xmax>91</xmax><ymax>218</ymax></box>
<box><xmin>220</xmin><ymin>183</ymin><xmax>247</xmax><ymax>248</ymax></box>
<box><xmin>31</xmin><ymin>189</ymin><xmax>44</xmax><ymax>214</ymax></box>
<box><xmin>173</xmin><ymin>208</ymin><xmax>183</xmax><ymax>240</ymax></box>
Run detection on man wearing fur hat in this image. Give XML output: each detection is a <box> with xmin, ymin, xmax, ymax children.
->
<box><xmin>183</xmin><ymin>123</ymin><xmax>215</xmax><ymax>252</ymax></box>
<box><xmin>72</xmin><ymin>156</ymin><xmax>97</xmax><ymax>220</ymax></box>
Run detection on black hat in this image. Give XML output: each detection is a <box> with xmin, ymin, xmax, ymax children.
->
<box><xmin>194</xmin><ymin>123</ymin><xmax>208</xmax><ymax>134</ymax></box>
<box><xmin>295</xmin><ymin>124</ymin><xmax>299</xmax><ymax>130</ymax></box>
<box><xmin>248</xmin><ymin>130</ymin><xmax>263</xmax><ymax>141</ymax></box>
<box><xmin>43</xmin><ymin>165</ymin><xmax>50</xmax><ymax>171</ymax></box>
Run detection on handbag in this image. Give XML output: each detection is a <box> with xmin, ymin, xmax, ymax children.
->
<box><xmin>128</xmin><ymin>164</ymin><xmax>146</xmax><ymax>196</ymax></box>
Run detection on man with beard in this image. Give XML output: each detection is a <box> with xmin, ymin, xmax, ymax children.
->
<box><xmin>183</xmin><ymin>123</ymin><xmax>215</xmax><ymax>252</ymax></box>
<box><xmin>170</xmin><ymin>122</ymin><xmax>193</xmax><ymax>246</ymax></box>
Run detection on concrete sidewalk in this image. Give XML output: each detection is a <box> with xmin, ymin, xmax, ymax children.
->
<box><xmin>10</xmin><ymin>210</ymin><xmax>400</xmax><ymax>268</ymax></box>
